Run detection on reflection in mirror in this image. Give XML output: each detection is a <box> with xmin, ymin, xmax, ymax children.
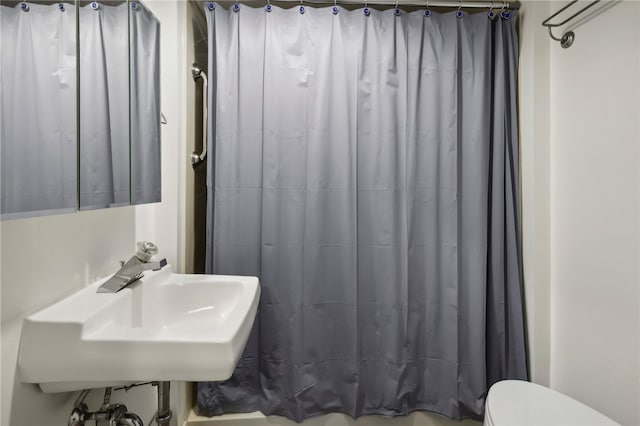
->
<box><xmin>0</xmin><ymin>1</ymin><xmax>77</xmax><ymax>219</ymax></box>
<box><xmin>1</xmin><ymin>0</ymin><xmax>161</xmax><ymax>219</ymax></box>
<box><xmin>79</xmin><ymin>0</ymin><xmax>130</xmax><ymax>210</ymax></box>
<box><xmin>130</xmin><ymin>1</ymin><xmax>160</xmax><ymax>205</ymax></box>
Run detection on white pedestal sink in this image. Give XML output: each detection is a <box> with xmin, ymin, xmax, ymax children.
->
<box><xmin>18</xmin><ymin>266</ymin><xmax>260</xmax><ymax>393</ymax></box>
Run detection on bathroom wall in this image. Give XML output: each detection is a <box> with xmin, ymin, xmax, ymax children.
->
<box><xmin>518</xmin><ymin>0</ymin><xmax>552</xmax><ymax>388</ymax></box>
<box><xmin>1</xmin><ymin>209</ymin><xmax>137</xmax><ymax>425</ymax></box>
<box><xmin>183</xmin><ymin>0</ymin><xmax>209</xmax><ymax>274</ymax></box>
<box><xmin>548</xmin><ymin>1</ymin><xmax>640</xmax><ymax>424</ymax></box>
<box><xmin>0</xmin><ymin>1</ymin><xmax>188</xmax><ymax>425</ymax></box>
<box><xmin>521</xmin><ymin>1</ymin><xmax>640</xmax><ymax>425</ymax></box>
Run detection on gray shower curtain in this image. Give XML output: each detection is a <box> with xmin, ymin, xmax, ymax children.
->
<box><xmin>200</xmin><ymin>4</ymin><xmax>526</xmax><ymax>422</ymax></box>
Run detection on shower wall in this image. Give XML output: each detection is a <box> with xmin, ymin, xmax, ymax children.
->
<box><xmin>184</xmin><ymin>0</ymin><xmax>209</xmax><ymax>274</ymax></box>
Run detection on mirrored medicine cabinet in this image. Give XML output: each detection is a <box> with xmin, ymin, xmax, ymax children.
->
<box><xmin>0</xmin><ymin>0</ymin><xmax>161</xmax><ymax>220</ymax></box>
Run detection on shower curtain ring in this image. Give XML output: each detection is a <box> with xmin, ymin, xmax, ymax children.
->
<box><xmin>424</xmin><ymin>0</ymin><xmax>430</xmax><ymax>17</ymax></box>
<box><xmin>333</xmin><ymin>0</ymin><xmax>339</xmax><ymax>14</ymax></box>
<box><xmin>456</xmin><ymin>0</ymin><xmax>463</xmax><ymax>17</ymax></box>
<box><xmin>394</xmin><ymin>0</ymin><xmax>400</xmax><ymax>16</ymax></box>
<box><xmin>299</xmin><ymin>0</ymin><xmax>305</xmax><ymax>14</ymax></box>
<box><xmin>488</xmin><ymin>1</ymin><xmax>495</xmax><ymax>19</ymax></box>
<box><xmin>500</xmin><ymin>1</ymin><xmax>511</xmax><ymax>19</ymax></box>
<box><xmin>265</xmin><ymin>0</ymin><xmax>272</xmax><ymax>12</ymax></box>
<box><xmin>363</xmin><ymin>0</ymin><xmax>370</xmax><ymax>16</ymax></box>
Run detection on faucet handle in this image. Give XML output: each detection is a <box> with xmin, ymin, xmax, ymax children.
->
<box><xmin>135</xmin><ymin>241</ymin><xmax>158</xmax><ymax>262</ymax></box>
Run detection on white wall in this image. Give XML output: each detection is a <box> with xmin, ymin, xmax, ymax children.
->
<box><xmin>1</xmin><ymin>208</ymin><xmax>137</xmax><ymax>426</ymax></box>
<box><xmin>0</xmin><ymin>1</ymin><xmax>187</xmax><ymax>425</ymax></box>
<box><xmin>549</xmin><ymin>1</ymin><xmax>640</xmax><ymax>424</ymax></box>
<box><xmin>0</xmin><ymin>209</ymin><xmax>171</xmax><ymax>425</ymax></box>
<box><xmin>521</xmin><ymin>1</ymin><xmax>640</xmax><ymax>425</ymax></box>
<box><xmin>519</xmin><ymin>0</ymin><xmax>552</xmax><ymax>388</ymax></box>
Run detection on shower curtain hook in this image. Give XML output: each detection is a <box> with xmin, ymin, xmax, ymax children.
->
<box><xmin>265</xmin><ymin>0</ymin><xmax>272</xmax><ymax>12</ymax></box>
<box><xmin>333</xmin><ymin>0</ymin><xmax>339</xmax><ymax>14</ymax></box>
<box><xmin>488</xmin><ymin>1</ymin><xmax>495</xmax><ymax>19</ymax></box>
<box><xmin>424</xmin><ymin>0</ymin><xmax>430</xmax><ymax>17</ymax></box>
<box><xmin>500</xmin><ymin>1</ymin><xmax>511</xmax><ymax>19</ymax></box>
<box><xmin>363</xmin><ymin>0</ymin><xmax>370</xmax><ymax>16</ymax></box>
<box><xmin>299</xmin><ymin>0</ymin><xmax>305</xmax><ymax>14</ymax></box>
<box><xmin>394</xmin><ymin>0</ymin><xmax>401</xmax><ymax>16</ymax></box>
<box><xmin>456</xmin><ymin>0</ymin><xmax>463</xmax><ymax>18</ymax></box>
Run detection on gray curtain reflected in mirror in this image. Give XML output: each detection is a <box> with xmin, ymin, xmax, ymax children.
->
<box><xmin>79</xmin><ymin>0</ymin><xmax>130</xmax><ymax>210</ymax></box>
<box><xmin>130</xmin><ymin>0</ymin><xmax>160</xmax><ymax>205</ymax></box>
<box><xmin>1</xmin><ymin>1</ymin><xmax>78</xmax><ymax>219</ymax></box>
<box><xmin>0</xmin><ymin>0</ymin><xmax>161</xmax><ymax>220</ymax></box>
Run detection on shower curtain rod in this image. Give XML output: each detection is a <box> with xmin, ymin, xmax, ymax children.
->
<box><xmin>234</xmin><ymin>0</ymin><xmax>519</xmax><ymax>9</ymax></box>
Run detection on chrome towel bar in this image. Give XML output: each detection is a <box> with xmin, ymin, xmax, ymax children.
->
<box><xmin>542</xmin><ymin>0</ymin><xmax>600</xmax><ymax>48</ymax></box>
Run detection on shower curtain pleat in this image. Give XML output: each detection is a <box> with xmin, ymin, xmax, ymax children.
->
<box><xmin>200</xmin><ymin>4</ymin><xmax>526</xmax><ymax>422</ymax></box>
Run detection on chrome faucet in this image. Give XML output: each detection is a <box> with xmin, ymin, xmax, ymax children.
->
<box><xmin>97</xmin><ymin>242</ymin><xmax>167</xmax><ymax>293</ymax></box>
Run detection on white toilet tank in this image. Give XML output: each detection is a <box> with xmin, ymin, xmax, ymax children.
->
<box><xmin>484</xmin><ymin>380</ymin><xmax>620</xmax><ymax>426</ymax></box>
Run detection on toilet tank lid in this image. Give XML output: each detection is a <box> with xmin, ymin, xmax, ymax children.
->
<box><xmin>485</xmin><ymin>380</ymin><xmax>620</xmax><ymax>426</ymax></box>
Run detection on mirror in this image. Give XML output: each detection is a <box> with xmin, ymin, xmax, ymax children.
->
<box><xmin>129</xmin><ymin>0</ymin><xmax>161</xmax><ymax>205</ymax></box>
<box><xmin>0</xmin><ymin>1</ymin><xmax>78</xmax><ymax>219</ymax></box>
<box><xmin>0</xmin><ymin>0</ymin><xmax>161</xmax><ymax>219</ymax></box>
<box><xmin>79</xmin><ymin>0</ymin><xmax>130</xmax><ymax>210</ymax></box>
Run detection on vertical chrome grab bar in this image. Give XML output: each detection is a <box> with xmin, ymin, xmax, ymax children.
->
<box><xmin>191</xmin><ymin>63</ymin><xmax>207</xmax><ymax>167</ymax></box>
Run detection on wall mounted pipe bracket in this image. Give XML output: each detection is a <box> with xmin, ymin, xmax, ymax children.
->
<box><xmin>542</xmin><ymin>0</ymin><xmax>600</xmax><ymax>49</ymax></box>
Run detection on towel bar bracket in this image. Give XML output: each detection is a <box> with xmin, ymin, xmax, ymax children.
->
<box><xmin>542</xmin><ymin>0</ymin><xmax>600</xmax><ymax>49</ymax></box>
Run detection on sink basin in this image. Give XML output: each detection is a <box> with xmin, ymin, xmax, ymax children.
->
<box><xmin>18</xmin><ymin>266</ymin><xmax>260</xmax><ymax>393</ymax></box>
